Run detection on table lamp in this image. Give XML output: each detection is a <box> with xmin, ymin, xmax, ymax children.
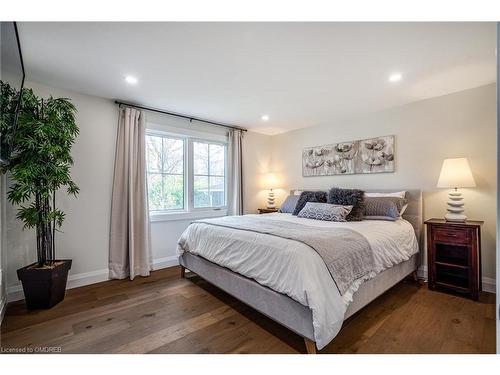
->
<box><xmin>436</xmin><ymin>158</ymin><xmax>476</xmax><ymax>222</ymax></box>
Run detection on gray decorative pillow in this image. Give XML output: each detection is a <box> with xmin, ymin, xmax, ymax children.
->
<box><xmin>292</xmin><ymin>191</ymin><xmax>328</xmax><ymax>215</ymax></box>
<box><xmin>364</xmin><ymin>197</ymin><xmax>408</xmax><ymax>221</ymax></box>
<box><xmin>279</xmin><ymin>195</ymin><xmax>300</xmax><ymax>214</ymax></box>
<box><xmin>327</xmin><ymin>188</ymin><xmax>365</xmax><ymax>221</ymax></box>
<box><xmin>297</xmin><ymin>202</ymin><xmax>353</xmax><ymax>222</ymax></box>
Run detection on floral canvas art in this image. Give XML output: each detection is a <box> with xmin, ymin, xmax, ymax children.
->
<box><xmin>302</xmin><ymin>135</ymin><xmax>395</xmax><ymax>176</ymax></box>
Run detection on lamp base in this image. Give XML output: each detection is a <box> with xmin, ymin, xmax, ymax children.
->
<box><xmin>444</xmin><ymin>189</ymin><xmax>467</xmax><ymax>222</ymax></box>
<box><xmin>444</xmin><ymin>213</ymin><xmax>467</xmax><ymax>222</ymax></box>
<box><xmin>267</xmin><ymin>189</ymin><xmax>275</xmax><ymax>209</ymax></box>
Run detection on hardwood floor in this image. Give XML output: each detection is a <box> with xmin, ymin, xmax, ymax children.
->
<box><xmin>0</xmin><ymin>266</ymin><xmax>496</xmax><ymax>354</ymax></box>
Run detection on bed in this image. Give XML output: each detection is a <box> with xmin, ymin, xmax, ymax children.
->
<box><xmin>177</xmin><ymin>189</ymin><xmax>422</xmax><ymax>354</ymax></box>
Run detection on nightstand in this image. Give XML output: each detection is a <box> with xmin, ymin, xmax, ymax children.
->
<box><xmin>425</xmin><ymin>218</ymin><xmax>483</xmax><ymax>300</ymax></box>
<box><xmin>258</xmin><ymin>208</ymin><xmax>279</xmax><ymax>214</ymax></box>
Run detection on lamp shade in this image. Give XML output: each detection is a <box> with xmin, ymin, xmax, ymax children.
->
<box><xmin>262</xmin><ymin>173</ymin><xmax>279</xmax><ymax>189</ymax></box>
<box><xmin>437</xmin><ymin>158</ymin><xmax>476</xmax><ymax>188</ymax></box>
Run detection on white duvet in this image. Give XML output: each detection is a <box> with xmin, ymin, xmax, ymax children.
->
<box><xmin>177</xmin><ymin>213</ymin><xmax>418</xmax><ymax>349</ymax></box>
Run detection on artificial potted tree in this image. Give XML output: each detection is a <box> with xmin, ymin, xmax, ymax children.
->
<box><xmin>1</xmin><ymin>82</ymin><xmax>79</xmax><ymax>309</ymax></box>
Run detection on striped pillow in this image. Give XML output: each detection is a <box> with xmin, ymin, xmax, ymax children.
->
<box><xmin>297</xmin><ymin>202</ymin><xmax>353</xmax><ymax>222</ymax></box>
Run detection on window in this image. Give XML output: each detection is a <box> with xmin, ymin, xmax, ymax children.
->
<box><xmin>193</xmin><ymin>141</ymin><xmax>226</xmax><ymax>208</ymax></box>
<box><xmin>146</xmin><ymin>134</ymin><xmax>185</xmax><ymax>211</ymax></box>
<box><xmin>146</xmin><ymin>130</ymin><xmax>227</xmax><ymax>217</ymax></box>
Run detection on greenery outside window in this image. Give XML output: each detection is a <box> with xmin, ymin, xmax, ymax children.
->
<box><xmin>146</xmin><ymin>130</ymin><xmax>227</xmax><ymax>220</ymax></box>
<box><xmin>146</xmin><ymin>134</ymin><xmax>185</xmax><ymax>211</ymax></box>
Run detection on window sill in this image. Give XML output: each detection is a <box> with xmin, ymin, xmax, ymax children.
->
<box><xmin>150</xmin><ymin>209</ymin><xmax>228</xmax><ymax>223</ymax></box>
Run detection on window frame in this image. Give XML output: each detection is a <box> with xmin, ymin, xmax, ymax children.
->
<box><xmin>189</xmin><ymin>138</ymin><xmax>228</xmax><ymax>212</ymax></box>
<box><xmin>145</xmin><ymin>130</ymin><xmax>187</xmax><ymax>214</ymax></box>
<box><xmin>146</xmin><ymin>127</ymin><xmax>228</xmax><ymax>222</ymax></box>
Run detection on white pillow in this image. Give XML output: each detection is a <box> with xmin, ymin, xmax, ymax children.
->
<box><xmin>400</xmin><ymin>203</ymin><xmax>409</xmax><ymax>216</ymax></box>
<box><xmin>292</xmin><ymin>190</ymin><xmax>303</xmax><ymax>196</ymax></box>
<box><xmin>365</xmin><ymin>191</ymin><xmax>407</xmax><ymax>199</ymax></box>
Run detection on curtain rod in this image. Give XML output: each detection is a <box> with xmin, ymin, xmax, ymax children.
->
<box><xmin>114</xmin><ymin>100</ymin><xmax>247</xmax><ymax>132</ymax></box>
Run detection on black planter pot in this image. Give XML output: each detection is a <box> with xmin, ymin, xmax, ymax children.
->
<box><xmin>17</xmin><ymin>259</ymin><xmax>72</xmax><ymax>310</ymax></box>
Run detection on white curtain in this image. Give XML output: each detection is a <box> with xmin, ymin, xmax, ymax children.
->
<box><xmin>109</xmin><ymin>107</ymin><xmax>152</xmax><ymax>280</ymax></box>
<box><xmin>227</xmin><ymin>128</ymin><xmax>244</xmax><ymax>215</ymax></box>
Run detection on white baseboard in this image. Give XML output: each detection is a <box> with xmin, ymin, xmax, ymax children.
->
<box><xmin>482</xmin><ymin>277</ymin><xmax>497</xmax><ymax>294</ymax></box>
<box><xmin>7</xmin><ymin>255</ymin><xmax>180</xmax><ymax>303</ymax></box>
<box><xmin>7</xmin><ymin>267</ymin><xmax>110</xmax><ymax>303</ymax></box>
<box><xmin>6</xmin><ymin>258</ymin><xmax>493</xmax><ymax>303</ymax></box>
<box><xmin>152</xmin><ymin>255</ymin><xmax>179</xmax><ymax>270</ymax></box>
<box><xmin>417</xmin><ymin>265</ymin><xmax>496</xmax><ymax>294</ymax></box>
<box><xmin>417</xmin><ymin>265</ymin><xmax>427</xmax><ymax>280</ymax></box>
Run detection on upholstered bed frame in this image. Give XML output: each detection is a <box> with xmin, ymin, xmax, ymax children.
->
<box><xmin>179</xmin><ymin>189</ymin><xmax>422</xmax><ymax>354</ymax></box>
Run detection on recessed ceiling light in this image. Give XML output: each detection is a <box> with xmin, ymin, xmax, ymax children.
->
<box><xmin>261</xmin><ymin>115</ymin><xmax>270</xmax><ymax>121</ymax></box>
<box><xmin>388</xmin><ymin>73</ymin><xmax>402</xmax><ymax>83</ymax></box>
<box><xmin>125</xmin><ymin>75</ymin><xmax>138</xmax><ymax>85</ymax></box>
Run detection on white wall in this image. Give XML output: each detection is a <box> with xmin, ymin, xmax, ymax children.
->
<box><xmin>271</xmin><ymin>84</ymin><xmax>497</xmax><ymax>283</ymax></box>
<box><xmin>5</xmin><ymin>80</ymin><xmax>271</xmax><ymax>300</ymax></box>
<box><xmin>243</xmin><ymin>130</ymin><xmax>273</xmax><ymax>214</ymax></box>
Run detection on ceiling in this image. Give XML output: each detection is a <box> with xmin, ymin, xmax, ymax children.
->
<box><xmin>18</xmin><ymin>22</ymin><xmax>496</xmax><ymax>135</ymax></box>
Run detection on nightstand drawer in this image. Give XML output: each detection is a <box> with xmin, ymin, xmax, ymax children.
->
<box><xmin>434</xmin><ymin>228</ymin><xmax>468</xmax><ymax>245</ymax></box>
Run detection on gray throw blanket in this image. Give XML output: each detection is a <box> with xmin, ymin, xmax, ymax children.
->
<box><xmin>194</xmin><ymin>216</ymin><xmax>374</xmax><ymax>295</ymax></box>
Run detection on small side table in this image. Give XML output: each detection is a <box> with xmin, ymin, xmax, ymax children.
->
<box><xmin>424</xmin><ymin>218</ymin><xmax>483</xmax><ymax>300</ymax></box>
<box><xmin>258</xmin><ymin>208</ymin><xmax>279</xmax><ymax>214</ymax></box>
